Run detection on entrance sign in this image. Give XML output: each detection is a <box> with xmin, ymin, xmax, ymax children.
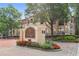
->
<box><xmin>19</xmin><ymin>23</ymin><xmax>46</xmax><ymax>45</ymax></box>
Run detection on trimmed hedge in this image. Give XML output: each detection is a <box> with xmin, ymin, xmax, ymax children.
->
<box><xmin>53</xmin><ymin>35</ymin><xmax>79</xmax><ymax>42</ymax></box>
<box><xmin>64</xmin><ymin>36</ymin><xmax>75</xmax><ymax>40</ymax></box>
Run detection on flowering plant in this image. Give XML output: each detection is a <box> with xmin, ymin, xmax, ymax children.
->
<box><xmin>52</xmin><ymin>44</ymin><xmax>60</xmax><ymax>49</ymax></box>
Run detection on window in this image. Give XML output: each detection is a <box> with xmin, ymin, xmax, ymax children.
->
<box><xmin>42</xmin><ymin>30</ymin><xmax>45</xmax><ymax>34</ymax></box>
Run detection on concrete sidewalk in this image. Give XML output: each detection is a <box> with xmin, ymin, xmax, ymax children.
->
<box><xmin>76</xmin><ymin>43</ymin><xmax>79</xmax><ymax>56</ymax></box>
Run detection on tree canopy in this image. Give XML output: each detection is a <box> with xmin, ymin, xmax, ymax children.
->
<box><xmin>0</xmin><ymin>5</ymin><xmax>21</xmax><ymax>36</ymax></box>
<box><xmin>25</xmin><ymin>3</ymin><xmax>70</xmax><ymax>36</ymax></box>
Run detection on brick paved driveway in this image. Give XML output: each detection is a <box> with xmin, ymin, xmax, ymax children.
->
<box><xmin>0</xmin><ymin>39</ymin><xmax>16</xmax><ymax>47</ymax></box>
<box><xmin>0</xmin><ymin>39</ymin><xmax>78</xmax><ymax>56</ymax></box>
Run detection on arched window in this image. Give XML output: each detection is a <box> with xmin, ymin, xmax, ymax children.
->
<box><xmin>25</xmin><ymin>27</ymin><xmax>35</xmax><ymax>38</ymax></box>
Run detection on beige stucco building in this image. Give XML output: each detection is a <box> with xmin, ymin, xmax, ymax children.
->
<box><xmin>19</xmin><ymin>16</ymin><xmax>76</xmax><ymax>36</ymax></box>
<box><xmin>9</xmin><ymin>16</ymin><xmax>76</xmax><ymax>38</ymax></box>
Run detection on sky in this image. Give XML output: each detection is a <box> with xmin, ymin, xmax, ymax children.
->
<box><xmin>0</xmin><ymin>3</ymin><xmax>27</xmax><ymax>19</ymax></box>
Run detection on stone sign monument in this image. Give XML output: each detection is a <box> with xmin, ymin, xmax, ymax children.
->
<box><xmin>19</xmin><ymin>23</ymin><xmax>46</xmax><ymax>45</ymax></box>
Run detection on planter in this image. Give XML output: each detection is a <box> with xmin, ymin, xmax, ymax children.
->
<box><xmin>16</xmin><ymin>40</ymin><xmax>61</xmax><ymax>50</ymax></box>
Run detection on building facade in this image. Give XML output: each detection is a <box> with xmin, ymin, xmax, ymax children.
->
<box><xmin>19</xmin><ymin>16</ymin><xmax>76</xmax><ymax>36</ymax></box>
<box><xmin>9</xmin><ymin>16</ymin><xmax>75</xmax><ymax>38</ymax></box>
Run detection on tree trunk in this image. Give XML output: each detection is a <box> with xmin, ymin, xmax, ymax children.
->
<box><xmin>75</xmin><ymin>22</ymin><xmax>79</xmax><ymax>35</ymax></box>
<box><xmin>50</xmin><ymin>18</ymin><xmax>53</xmax><ymax>39</ymax></box>
<box><xmin>75</xmin><ymin>18</ymin><xmax>79</xmax><ymax>35</ymax></box>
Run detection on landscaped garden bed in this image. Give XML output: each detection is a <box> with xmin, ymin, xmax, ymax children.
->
<box><xmin>16</xmin><ymin>40</ymin><xmax>61</xmax><ymax>50</ymax></box>
<box><xmin>53</xmin><ymin>35</ymin><xmax>79</xmax><ymax>43</ymax></box>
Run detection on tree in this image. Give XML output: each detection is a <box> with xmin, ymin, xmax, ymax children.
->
<box><xmin>0</xmin><ymin>5</ymin><xmax>21</xmax><ymax>37</ymax></box>
<box><xmin>69</xmin><ymin>4</ymin><xmax>79</xmax><ymax>35</ymax></box>
<box><xmin>25</xmin><ymin>3</ymin><xmax>69</xmax><ymax>38</ymax></box>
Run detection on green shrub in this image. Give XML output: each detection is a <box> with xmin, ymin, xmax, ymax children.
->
<box><xmin>75</xmin><ymin>35</ymin><xmax>79</xmax><ymax>38</ymax></box>
<box><xmin>64</xmin><ymin>36</ymin><xmax>76</xmax><ymax>40</ymax></box>
<box><xmin>30</xmin><ymin>42</ymin><xmax>40</xmax><ymax>48</ymax></box>
<box><xmin>40</xmin><ymin>43</ymin><xmax>51</xmax><ymax>49</ymax></box>
<box><xmin>46</xmin><ymin>40</ymin><xmax>53</xmax><ymax>44</ymax></box>
<box><xmin>53</xmin><ymin>35</ymin><xmax>76</xmax><ymax>42</ymax></box>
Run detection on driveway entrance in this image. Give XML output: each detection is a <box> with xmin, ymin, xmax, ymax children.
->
<box><xmin>0</xmin><ymin>39</ymin><xmax>16</xmax><ymax>47</ymax></box>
